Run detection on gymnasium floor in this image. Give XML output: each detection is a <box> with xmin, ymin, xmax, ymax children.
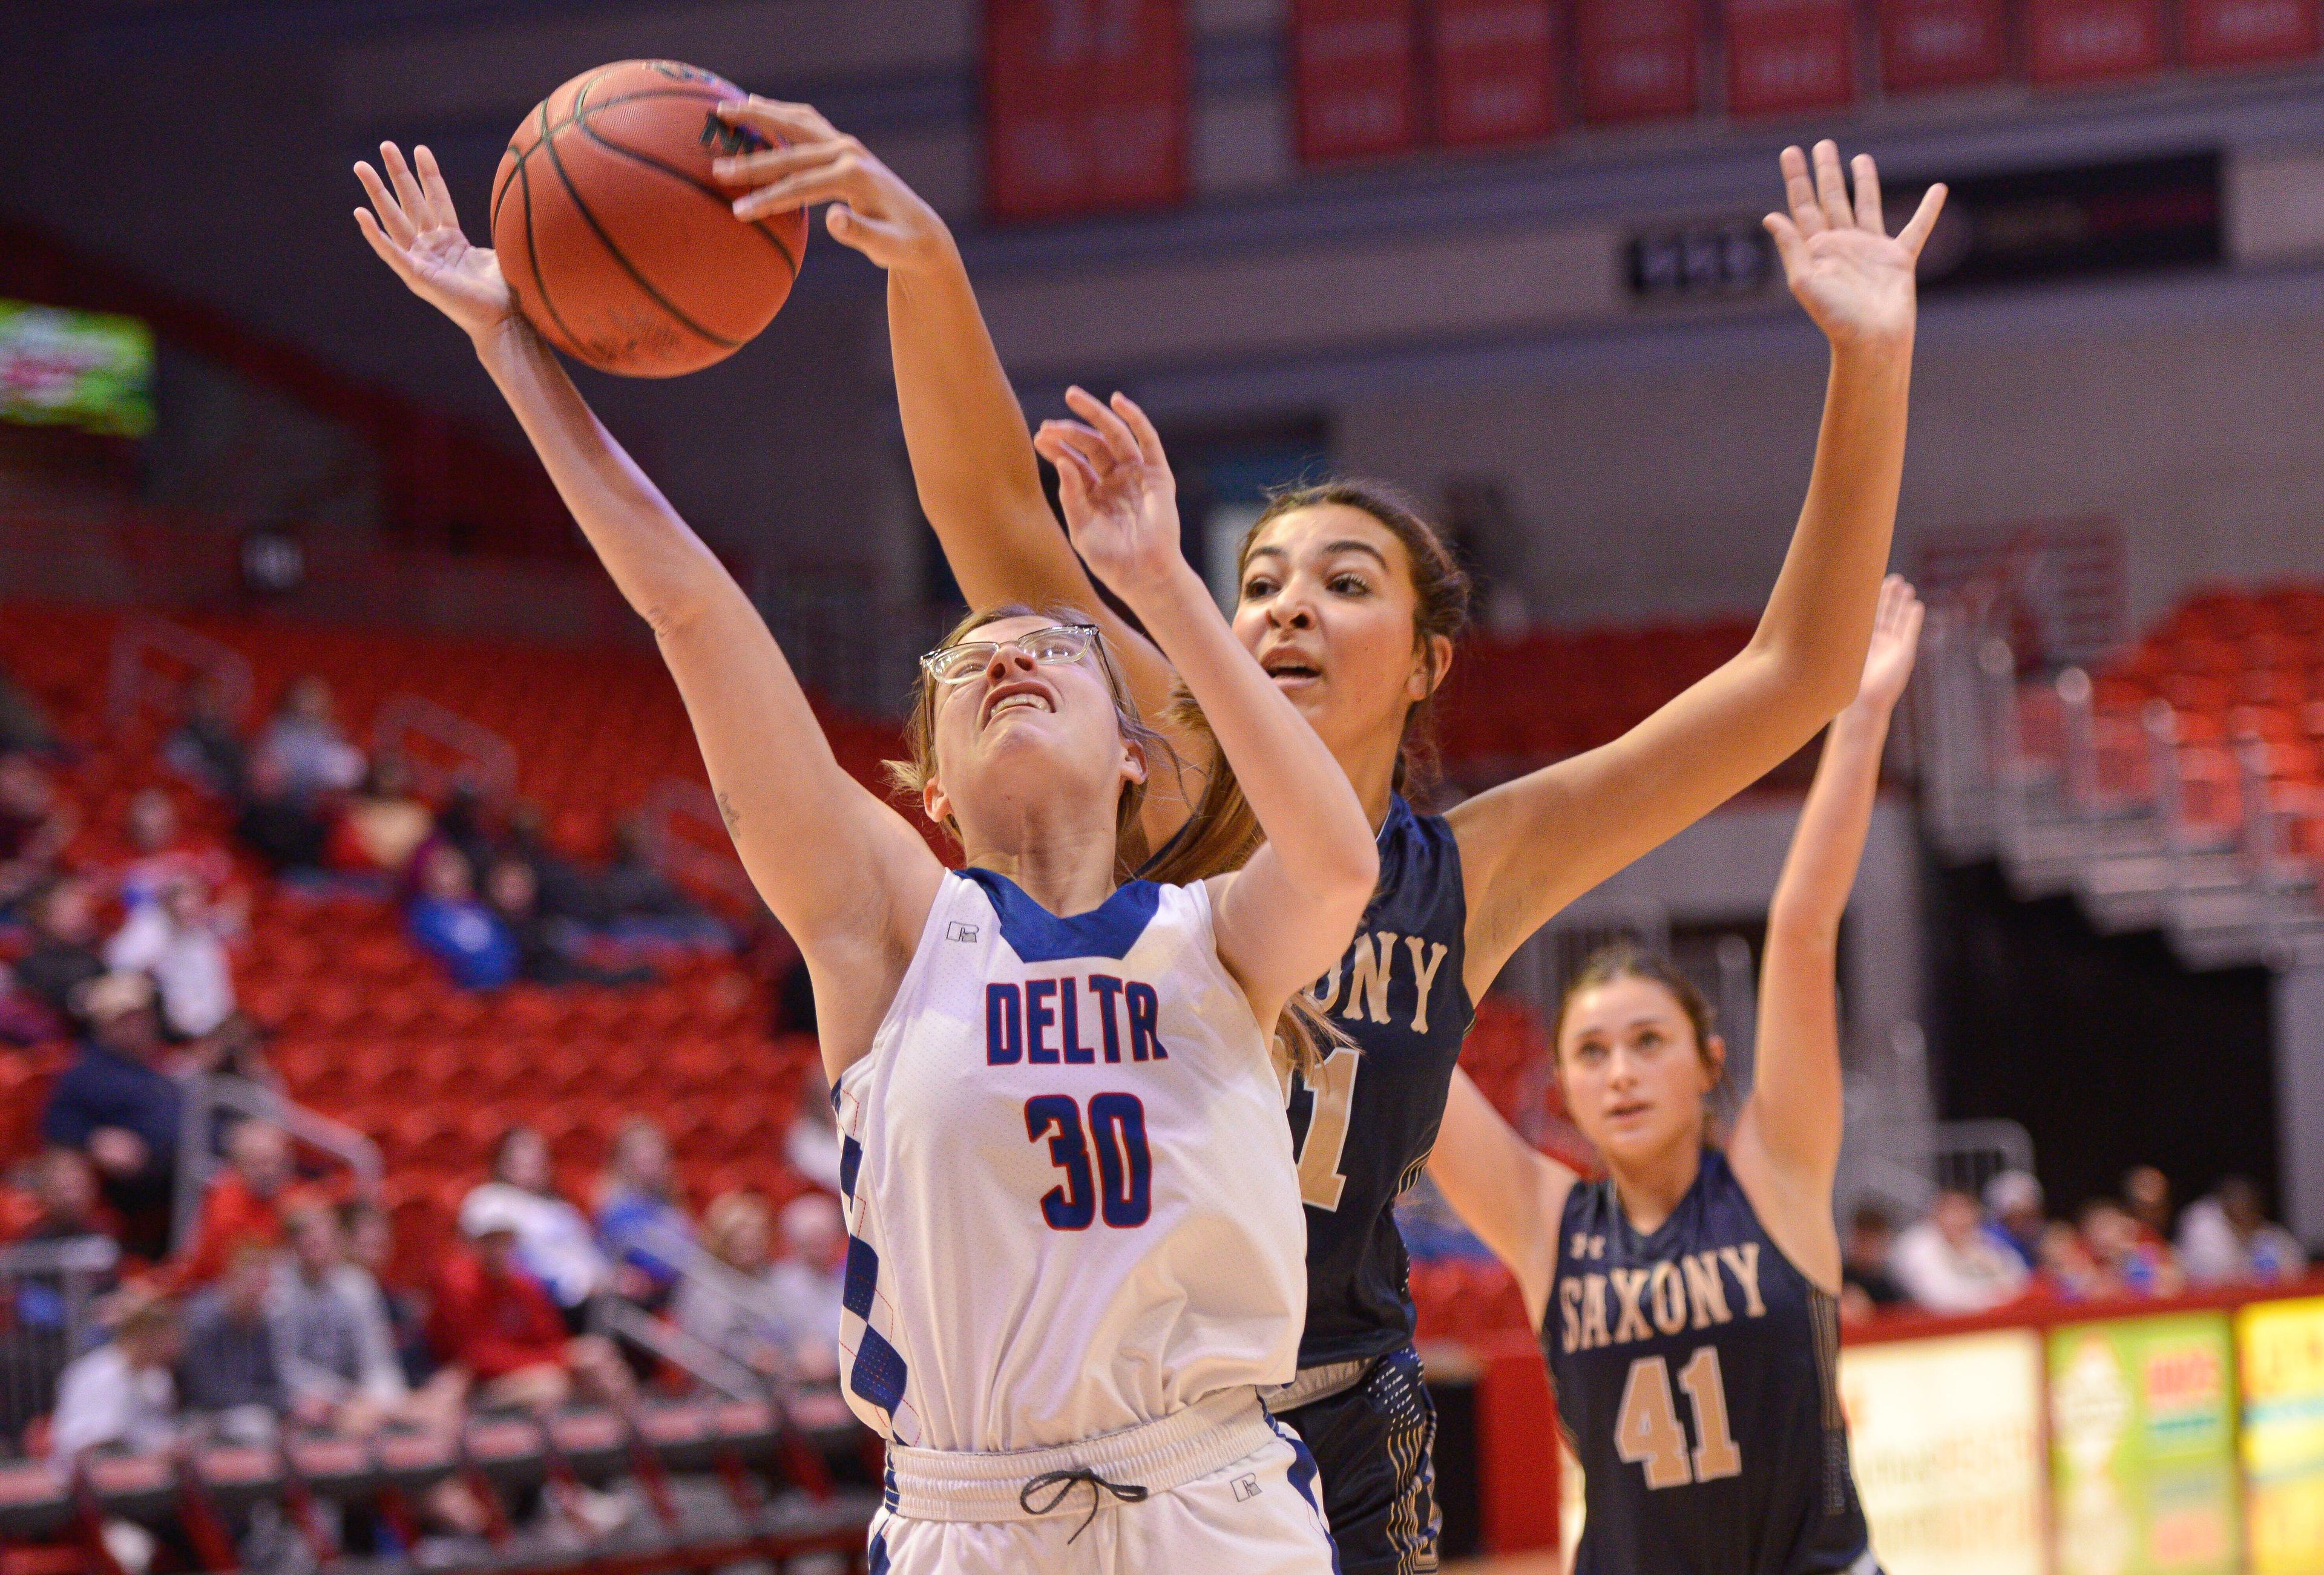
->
<box><xmin>1441</xmin><ymin>1465</ymin><xmax>2324</xmax><ymax>1575</ymax></box>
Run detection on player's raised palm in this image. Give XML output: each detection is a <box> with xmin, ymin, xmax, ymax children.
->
<box><xmin>352</xmin><ymin>142</ymin><xmax>516</xmax><ymax>341</ymax></box>
<box><xmin>1852</xmin><ymin>574</ymin><xmax>1925</xmax><ymax>715</ymax></box>
<box><xmin>1034</xmin><ymin>387</ymin><xmax>1184</xmax><ymax>603</ymax></box>
<box><xmin>1765</xmin><ymin>142</ymin><xmax>1946</xmax><ymax>352</ymax></box>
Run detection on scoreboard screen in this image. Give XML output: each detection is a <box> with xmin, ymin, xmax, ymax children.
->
<box><xmin>0</xmin><ymin>300</ymin><xmax>154</xmax><ymax>438</ymax></box>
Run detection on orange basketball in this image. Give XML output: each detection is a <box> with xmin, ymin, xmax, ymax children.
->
<box><xmin>489</xmin><ymin>60</ymin><xmax>808</xmax><ymax>378</ymax></box>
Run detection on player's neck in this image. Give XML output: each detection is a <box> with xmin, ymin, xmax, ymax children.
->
<box><xmin>960</xmin><ymin>812</ymin><xmax>1123</xmax><ymax>917</ymax></box>
<box><xmin>1606</xmin><ymin>1141</ymin><xmax>1705</xmax><ymax>1237</ymax></box>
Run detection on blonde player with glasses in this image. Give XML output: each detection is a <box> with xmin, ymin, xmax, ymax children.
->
<box><xmin>354</xmin><ymin>141</ymin><xmax>1367</xmax><ymax>1573</ymax></box>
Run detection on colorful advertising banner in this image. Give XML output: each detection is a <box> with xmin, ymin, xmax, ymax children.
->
<box><xmin>0</xmin><ymin>301</ymin><xmax>154</xmax><ymax>438</ymax></box>
<box><xmin>1839</xmin><ymin>1329</ymin><xmax>2045</xmax><ymax>1575</ymax></box>
<box><xmin>2237</xmin><ymin>1296</ymin><xmax>2324</xmax><ymax>1574</ymax></box>
<box><xmin>2049</xmin><ymin>1314</ymin><xmax>2239</xmax><ymax>1575</ymax></box>
<box><xmin>1291</xmin><ymin>0</ymin><xmax>1419</xmax><ymax>164</ymax></box>
<box><xmin>1725</xmin><ymin>0</ymin><xmax>1857</xmax><ymax>117</ymax></box>
<box><xmin>1430</xmin><ymin>0</ymin><xmax>1560</xmax><ymax>148</ymax></box>
<box><xmin>2182</xmin><ymin>0</ymin><xmax>2321</xmax><ymax>68</ymax></box>
<box><xmin>1876</xmin><ymin>0</ymin><xmax>2011</xmax><ymax>92</ymax></box>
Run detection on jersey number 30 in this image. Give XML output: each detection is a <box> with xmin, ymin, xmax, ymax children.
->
<box><xmin>1615</xmin><ymin>1347</ymin><xmax>1743</xmax><ymax>1489</ymax></box>
<box><xmin>1025</xmin><ymin>1095</ymin><xmax>1151</xmax><ymax>1230</ymax></box>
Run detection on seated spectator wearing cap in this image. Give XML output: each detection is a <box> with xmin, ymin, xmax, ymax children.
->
<box><xmin>1890</xmin><ymin>1188</ymin><xmax>2030</xmax><ymax>1314</ymax></box>
<box><xmin>1982</xmin><ymin>1170</ymin><xmax>2046</xmax><ymax>1274</ymax></box>
<box><xmin>430</xmin><ymin>1194</ymin><xmax>633</xmax><ymax>1413</ymax></box>
<box><xmin>179</xmin><ymin>1242</ymin><xmax>306</xmax><ymax>1439</ymax></box>
<box><xmin>2178</xmin><ymin>1176</ymin><xmax>2306</xmax><ymax>1286</ymax></box>
<box><xmin>49</xmin><ymin>1288</ymin><xmax>181</xmax><ymax>1471</ymax></box>
<box><xmin>39</xmin><ymin>972</ymin><xmax>182</xmax><ymax>1259</ymax></box>
<box><xmin>0</xmin><ymin>753</ymin><xmax>76</xmax><ymax>918</ymax></box>
<box><xmin>459</xmin><ymin>1127</ymin><xmax>609</xmax><ymax>1325</ymax></box>
<box><xmin>2081</xmin><ymin>1199</ymin><xmax>2184</xmax><ymax>1298</ymax></box>
<box><xmin>15</xmin><ymin>877</ymin><xmax>107</xmax><ymax>1027</ymax></box>
<box><xmin>1839</xmin><ymin>1201</ymin><xmax>1908</xmax><ymax>1325</ymax></box>
<box><xmin>107</xmin><ymin>876</ymin><xmax>240</xmax><ymax>1042</ymax></box>
<box><xmin>594</xmin><ymin>1119</ymin><xmax>692</xmax><ymax>1309</ymax></box>
<box><xmin>407</xmin><ymin>845</ymin><xmax>516</xmax><ymax>991</ymax></box>
<box><xmin>174</xmin><ymin>1120</ymin><xmax>304</xmax><ymax>1291</ymax></box>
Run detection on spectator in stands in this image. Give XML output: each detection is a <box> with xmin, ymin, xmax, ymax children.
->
<box><xmin>269</xmin><ymin>1205</ymin><xmax>413</xmax><ymax>1435</ymax></box>
<box><xmin>504</xmin><ymin>803</ymin><xmax>600</xmax><ymax>924</ymax></box>
<box><xmin>1889</xmin><ymin>1188</ymin><xmax>2029</xmax><ymax>1314</ymax></box>
<box><xmin>429</xmin><ymin>1196</ymin><xmax>632</xmax><ymax>1412</ymax></box>
<box><xmin>1839</xmin><ymin>1202</ymin><xmax>1906</xmax><ymax>1323</ymax></box>
<box><xmin>674</xmin><ymin>1190</ymin><xmax>823</xmax><ymax>1380</ymax></box>
<box><xmin>0</xmin><ymin>958</ymin><xmax>63</xmax><ymax>1046</ymax></box>
<box><xmin>599</xmin><ymin>817</ymin><xmax>724</xmax><ymax>947</ymax></box>
<box><xmin>232</xmin><ymin>755</ymin><xmax>331</xmax><ymax>876</ymax></box>
<box><xmin>2038</xmin><ymin>1220</ymin><xmax>2111</xmax><ymax>1300</ymax></box>
<box><xmin>459</xmin><ymin>1127</ymin><xmax>608</xmax><ymax>1323</ymax></box>
<box><xmin>785</xmin><ymin>1066</ymin><xmax>844</xmax><ymax>1197</ymax></box>
<box><xmin>407</xmin><ymin>845</ymin><xmax>516</xmax><ymax>991</ymax></box>
<box><xmin>2081</xmin><ymin>1199</ymin><xmax>2184</xmax><ymax>1298</ymax></box>
<box><xmin>2124</xmin><ymin>1165</ymin><xmax>2175</xmax><ymax>1248</ymax></box>
<box><xmin>594</xmin><ymin>1118</ymin><xmax>691</xmax><ymax>1308</ymax></box>
<box><xmin>1982</xmin><ymin>1170</ymin><xmax>2046</xmax><ymax>1273</ymax></box>
<box><xmin>0</xmin><ymin>752</ymin><xmax>76</xmax><ymax>916</ymax></box>
<box><xmin>485</xmin><ymin>857</ymin><xmax>651</xmax><ymax>987</ymax></box>
<box><xmin>114</xmin><ymin>790</ymin><xmax>235</xmax><ymax>915</ymax></box>
<box><xmin>765</xmin><ymin>1192</ymin><xmax>846</xmax><ymax>1375</ymax></box>
<box><xmin>7</xmin><ymin>1150</ymin><xmax>119</xmax><ymax>1390</ymax></box>
<box><xmin>174</xmin><ymin>1120</ymin><xmax>300</xmax><ymax>1291</ymax></box>
<box><xmin>107</xmin><ymin>876</ymin><xmax>240</xmax><ymax>1041</ymax></box>
<box><xmin>340</xmin><ymin>1198</ymin><xmax>434</xmax><ymax>1389</ymax></box>
<box><xmin>40</xmin><ymin>972</ymin><xmax>181</xmax><ymax>1258</ymax></box>
<box><xmin>254</xmin><ymin>676</ymin><xmax>364</xmax><ymax>804</ymax></box>
<box><xmin>49</xmin><ymin>1287</ymin><xmax>180</xmax><ymax>1467</ymax></box>
<box><xmin>13</xmin><ymin>876</ymin><xmax>105</xmax><ymax>1026</ymax></box>
<box><xmin>329</xmin><ymin>754</ymin><xmax>434</xmax><ymax>877</ymax></box>
<box><xmin>162</xmin><ymin>670</ymin><xmax>246</xmax><ymax>799</ymax></box>
<box><xmin>2179</xmin><ymin>1175</ymin><xmax>2305</xmax><ymax>1285</ymax></box>
<box><xmin>179</xmin><ymin>1242</ymin><xmax>309</xmax><ymax>1438</ymax></box>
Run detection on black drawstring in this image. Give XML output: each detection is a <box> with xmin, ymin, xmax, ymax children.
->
<box><xmin>1019</xmin><ymin>1466</ymin><xmax>1149</xmax><ymax>1541</ymax></box>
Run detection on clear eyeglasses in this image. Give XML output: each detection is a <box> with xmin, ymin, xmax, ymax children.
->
<box><xmin>919</xmin><ymin>624</ymin><xmax>1102</xmax><ymax>687</ymax></box>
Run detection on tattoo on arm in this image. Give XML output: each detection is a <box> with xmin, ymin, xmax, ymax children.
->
<box><xmin>716</xmin><ymin>791</ymin><xmax>741</xmax><ymax>833</ymax></box>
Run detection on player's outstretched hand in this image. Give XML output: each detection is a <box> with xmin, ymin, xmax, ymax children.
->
<box><xmin>1764</xmin><ymin>142</ymin><xmax>1945</xmax><ymax>353</ymax></box>
<box><xmin>1851</xmin><ymin>574</ymin><xmax>1925</xmax><ymax>716</ymax></box>
<box><xmin>712</xmin><ymin>99</ymin><xmax>952</xmax><ymax>274</ymax></box>
<box><xmin>352</xmin><ymin>143</ymin><xmax>515</xmax><ymax>342</ymax></box>
<box><xmin>1034</xmin><ymin>388</ymin><xmax>1184</xmax><ymax>604</ymax></box>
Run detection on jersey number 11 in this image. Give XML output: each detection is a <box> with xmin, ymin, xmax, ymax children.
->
<box><xmin>1615</xmin><ymin>1347</ymin><xmax>1743</xmax><ymax>1490</ymax></box>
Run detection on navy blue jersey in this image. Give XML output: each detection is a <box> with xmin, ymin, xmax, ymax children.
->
<box><xmin>1545</xmin><ymin>1148</ymin><xmax>1876</xmax><ymax>1575</ymax></box>
<box><xmin>1286</xmin><ymin>795</ymin><xmax>1474</xmax><ymax>1370</ymax></box>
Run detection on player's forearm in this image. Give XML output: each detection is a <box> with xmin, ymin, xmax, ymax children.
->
<box><xmin>473</xmin><ymin>318</ymin><xmax>731</xmax><ymax>635</ymax></box>
<box><xmin>1745</xmin><ymin>344</ymin><xmax>1914</xmax><ymax>725</ymax></box>
<box><xmin>889</xmin><ymin>250</ymin><xmax>1085</xmax><ymax>610</ymax></box>
<box><xmin>1126</xmin><ymin>566</ymin><xmax>1377</xmax><ymax>903</ymax></box>
<box><xmin>1767</xmin><ymin>698</ymin><xmax>1894</xmax><ymax>942</ymax></box>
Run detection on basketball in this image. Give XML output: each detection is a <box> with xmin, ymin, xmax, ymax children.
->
<box><xmin>488</xmin><ymin>60</ymin><xmax>807</xmax><ymax>378</ymax></box>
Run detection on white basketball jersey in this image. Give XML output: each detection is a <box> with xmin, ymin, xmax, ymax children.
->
<box><xmin>832</xmin><ymin>868</ymin><xmax>1307</xmax><ymax>1455</ymax></box>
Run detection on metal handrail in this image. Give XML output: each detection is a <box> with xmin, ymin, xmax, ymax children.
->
<box><xmin>171</xmin><ymin>1075</ymin><xmax>383</xmax><ymax>1255</ymax></box>
<box><xmin>370</xmin><ymin>692</ymin><xmax>517</xmax><ymax>804</ymax></box>
<box><xmin>107</xmin><ymin>617</ymin><xmax>252</xmax><ymax>729</ymax></box>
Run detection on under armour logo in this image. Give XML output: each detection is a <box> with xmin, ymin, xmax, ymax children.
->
<box><xmin>1231</xmin><ymin>1474</ymin><xmax>1261</xmax><ymax>1502</ymax></box>
<box><xmin>946</xmin><ymin>922</ymin><xmax>980</xmax><ymax>943</ymax></box>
